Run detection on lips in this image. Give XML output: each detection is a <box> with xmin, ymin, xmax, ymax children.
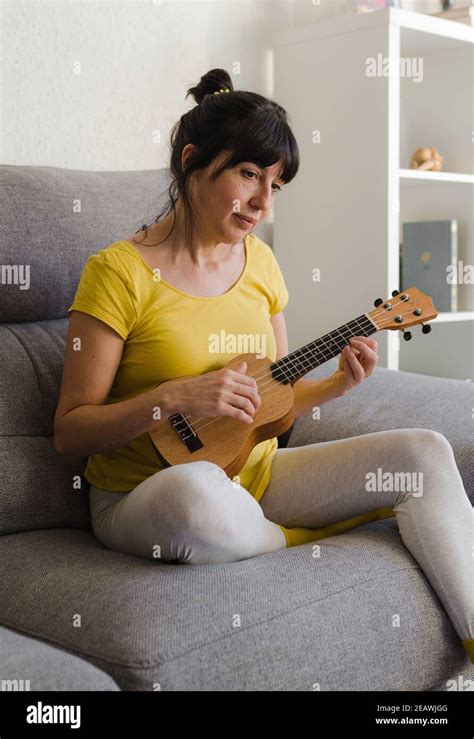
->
<box><xmin>234</xmin><ymin>214</ymin><xmax>256</xmax><ymax>226</ymax></box>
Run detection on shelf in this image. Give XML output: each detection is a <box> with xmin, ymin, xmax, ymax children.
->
<box><xmin>434</xmin><ymin>311</ymin><xmax>474</xmax><ymax>323</ymax></box>
<box><xmin>273</xmin><ymin>7</ymin><xmax>474</xmax><ymax>51</ymax></box>
<box><xmin>399</xmin><ymin>170</ymin><xmax>474</xmax><ymax>186</ymax></box>
<box><xmin>273</xmin><ymin>5</ymin><xmax>473</xmax><ymax>379</ymax></box>
<box><xmin>395</xmin><ymin>7</ymin><xmax>474</xmax><ymax>47</ymax></box>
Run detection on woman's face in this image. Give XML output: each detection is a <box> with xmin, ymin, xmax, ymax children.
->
<box><xmin>186</xmin><ymin>146</ymin><xmax>284</xmax><ymax>244</ymax></box>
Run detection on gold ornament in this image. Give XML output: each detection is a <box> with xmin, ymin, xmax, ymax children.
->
<box><xmin>410</xmin><ymin>147</ymin><xmax>443</xmax><ymax>172</ymax></box>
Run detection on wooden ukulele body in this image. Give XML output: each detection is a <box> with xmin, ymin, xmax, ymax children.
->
<box><xmin>148</xmin><ymin>353</ymin><xmax>295</xmax><ymax>479</ymax></box>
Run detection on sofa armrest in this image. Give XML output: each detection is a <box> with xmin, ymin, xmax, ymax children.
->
<box><xmin>288</xmin><ymin>358</ymin><xmax>474</xmax><ymax>504</ymax></box>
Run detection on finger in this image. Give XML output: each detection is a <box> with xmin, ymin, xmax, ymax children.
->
<box><xmin>232</xmin><ymin>382</ymin><xmax>261</xmax><ymax>409</ymax></box>
<box><xmin>350</xmin><ymin>338</ymin><xmax>379</xmax><ymax>364</ymax></box>
<box><xmin>352</xmin><ymin>343</ymin><xmax>378</xmax><ymax>374</ymax></box>
<box><xmin>350</xmin><ymin>337</ymin><xmax>379</xmax><ymax>356</ymax></box>
<box><xmin>342</xmin><ymin>347</ymin><xmax>360</xmax><ymax>382</ymax></box>
<box><xmin>228</xmin><ymin>392</ymin><xmax>257</xmax><ymax>420</ymax></box>
<box><xmin>229</xmin><ymin>369</ymin><xmax>258</xmax><ymax>388</ymax></box>
<box><xmin>350</xmin><ymin>338</ymin><xmax>376</xmax><ymax>355</ymax></box>
<box><xmin>351</xmin><ymin>335</ymin><xmax>376</xmax><ymax>347</ymax></box>
<box><xmin>344</xmin><ymin>346</ymin><xmax>365</xmax><ymax>382</ymax></box>
<box><xmin>350</xmin><ymin>337</ymin><xmax>376</xmax><ymax>350</ymax></box>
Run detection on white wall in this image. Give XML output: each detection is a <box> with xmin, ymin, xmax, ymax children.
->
<box><xmin>0</xmin><ymin>0</ymin><xmax>352</xmax><ymax>171</ymax></box>
<box><xmin>0</xmin><ymin>0</ymin><xmax>353</xmax><ymax>244</ymax></box>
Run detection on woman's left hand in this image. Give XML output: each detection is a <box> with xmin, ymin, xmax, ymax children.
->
<box><xmin>330</xmin><ymin>336</ymin><xmax>379</xmax><ymax>397</ymax></box>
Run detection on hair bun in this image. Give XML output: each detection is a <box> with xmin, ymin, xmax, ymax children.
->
<box><xmin>185</xmin><ymin>68</ymin><xmax>233</xmax><ymax>105</ymax></box>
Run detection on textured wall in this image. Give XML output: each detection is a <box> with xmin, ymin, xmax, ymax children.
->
<box><xmin>1</xmin><ymin>0</ymin><xmax>352</xmax><ymax>170</ymax></box>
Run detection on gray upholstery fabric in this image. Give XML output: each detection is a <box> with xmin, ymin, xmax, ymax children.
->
<box><xmin>0</xmin><ymin>164</ymin><xmax>171</xmax><ymax>534</ymax></box>
<box><xmin>0</xmin><ymin>625</ymin><xmax>120</xmax><ymax>691</ymax></box>
<box><xmin>0</xmin><ymin>321</ymin><xmax>91</xmax><ymax>534</ymax></box>
<box><xmin>0</xmin><ymin>527</ymin><xmax>472</xmax><ymax>691</ymax></box>
<box><xmin>0</xmin><ymin>164</ymin><xmax>170</xmax><ymax>322</ymax></box>
<box><xmin>1</xmin><ymin>164</ymin><xmax>472</xmax><ymax>691</ymax></box>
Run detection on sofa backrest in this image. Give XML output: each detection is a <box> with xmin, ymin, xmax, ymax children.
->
<box><xmin>0</xmin><ymin>164</ymin><xmax>171</xmax><ymax>534</ymax></box>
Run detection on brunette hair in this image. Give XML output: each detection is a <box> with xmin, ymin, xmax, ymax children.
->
<box><xmin>133</xmin><ymin>68</ymin><xmax>299</xmax><ymax>249</ymax></box>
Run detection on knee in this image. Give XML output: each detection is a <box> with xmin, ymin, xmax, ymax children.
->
<box><xmin>396</xmin><ymin>428</ymin><xmax>453</xmax><ymax>467</ymax></box>
<box><xmin>391</xmin><ymin>430</ymin><xmax>455</xmax><ymax>504</ymax></box>
<box><xmin>154</xmin><ymin>461</ymin><xmax>236</xmax><ymax>542</ymax></box>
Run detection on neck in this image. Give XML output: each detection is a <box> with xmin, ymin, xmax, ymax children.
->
<box><xmin>159</xmin><ymin>202</ymin><xmax>227</xmax><ymax>264</ymax></box>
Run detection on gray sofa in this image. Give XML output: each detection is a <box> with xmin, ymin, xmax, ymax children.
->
<box><xmin>1</xmin><ymin>164</ymin><xmax>473</xmax><ymax>692</ymax></box>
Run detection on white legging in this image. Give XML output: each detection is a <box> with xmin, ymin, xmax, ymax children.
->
<box><xmin>88</xmin><ymin>428</ymin><xmax>473</xmax><ymax>645</ymax></box>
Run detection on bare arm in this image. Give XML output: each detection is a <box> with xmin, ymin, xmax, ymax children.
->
<box><xmin>53</xmin><ymin>311</ymin><xmax>173</xmax><ymax>458</ymax></box>
<box><xmin>270</xmin><ymin>311</ymin><xmax>343</xmax><ymax>420</ymax></box>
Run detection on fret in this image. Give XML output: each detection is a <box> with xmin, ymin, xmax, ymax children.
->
<box><xmin>270</xmin><ymin>313</ymin><xmax>377</xmax><ymax>384</ymax></box>
<box><xmin>279</xmin><ymin>353</ymin><xmax>300</xmax><ymax>378</ymax></box>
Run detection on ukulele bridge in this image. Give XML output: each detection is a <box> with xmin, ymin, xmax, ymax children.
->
<box><xmin>169</xmin><ymin>413</ymin><xmax>204</xmax><ymax>453</ymax></box>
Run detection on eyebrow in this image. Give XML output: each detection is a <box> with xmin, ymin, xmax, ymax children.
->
<box><xmin>253</xmin><ymin>165</ymin><xmax>284</xmax><ymax>183</ymax></box>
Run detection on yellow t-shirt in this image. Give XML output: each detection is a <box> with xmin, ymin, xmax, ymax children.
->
<box><xmin>67</xmin><ymin>234</ymin><xmax>395</xmax><ymax>548</ymax></box>
<box><xmin>67</xmin><ymin>233</ymin><xmax>289</xmax><ymax>501</ymax></box>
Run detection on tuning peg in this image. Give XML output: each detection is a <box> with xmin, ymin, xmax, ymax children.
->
<box><xmin>421</xmin><ymin>324</ymin><xmax>432</xmax><ymax>334</ymax></box>
<box><xmin>402</xmin><ymin>330</ymin><xmax>412</xmax><ymax>341</ymax></box>
<box><xmin>391</xmin><ymin>290</ymin><xmax>400</xmax><ymax>297</ymax></box>
<box><xmin>374</xmin><ymin>298</ymin><xmax>383</xmax><ymax>307</ymax></box>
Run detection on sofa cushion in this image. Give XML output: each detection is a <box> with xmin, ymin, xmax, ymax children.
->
<box><xmin>0</xmin><ymin>526</ymin><xmax>472</xmax><ymax>691</ymax></box>
<box><xmin>0</xmin><ymin>164</ymin><xmax>171</xmax><ymax>534</ymax></box>
<box><xmin>0</xmin><ymin>624</ymin><xmax>120</xmax><ymax>691</ymax></box>
<box><xmin>0</xmin><ymin>321</ymin><xmax>91</xmax><ymax>534</ymax></box>
<box><xmin>0</xmin><ymin>164</ymin><xmax>171</xmax><ymax>322</ymax></box>
<box><xmin>290</xmin><ymin>357</ymin><xmax>474</xmax><ymax>505</ymax></box>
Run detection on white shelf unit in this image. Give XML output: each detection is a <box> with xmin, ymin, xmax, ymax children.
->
<box><xmin>272</xmin><ymin>7</ymin><xmax>473</xmax><ymax>380</ymax></box>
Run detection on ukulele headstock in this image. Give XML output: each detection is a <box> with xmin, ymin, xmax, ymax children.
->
<box><xmin>368</xmin><ymin>288</ymin><xmax>438</xmax><ymax>339</ymax></box>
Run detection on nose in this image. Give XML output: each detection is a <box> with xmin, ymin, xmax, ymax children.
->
<box><xmin>250</xmin><ymin>184</ymin><xmax>273</xmax><ymax>214</ymax></box>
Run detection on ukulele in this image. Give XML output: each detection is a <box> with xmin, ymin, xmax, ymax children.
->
<box><xmin>148</xmin><ymin>287</ymin><xmax>438</xmax><ymax>478</ymax></box>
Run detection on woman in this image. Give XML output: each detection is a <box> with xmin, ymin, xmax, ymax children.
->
<box><xmin>55</xmin><ymin>68</ymin><xmax>473</xmax><ymax>662</ymax></box>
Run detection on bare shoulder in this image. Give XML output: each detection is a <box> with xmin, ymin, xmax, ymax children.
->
<box><xmin>123</xmin><ymin>232</ymin><xmax>142</xmax><ymax>246</ymax></box>
<box><xmin>124</xmin><ymin>225</ymin><xmax>164</xmax><ymax>248</ymax></box>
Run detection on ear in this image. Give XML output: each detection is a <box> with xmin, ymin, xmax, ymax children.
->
<box><xmin>181</xmin><ymin>143</ymin><xmax>198</xmax><ymax>171</ymax></box>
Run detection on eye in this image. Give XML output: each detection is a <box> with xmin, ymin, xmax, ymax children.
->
<box><xmin>242</xmin><ymin>170</ymin><xmax>282</xmax><ymax>192</ymax></box>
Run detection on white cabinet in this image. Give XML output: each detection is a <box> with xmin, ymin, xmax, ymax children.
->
<box><xmin>272</xmin><ymin>7</ymin><xmax>473</xmax><ymax>380</ymax></box>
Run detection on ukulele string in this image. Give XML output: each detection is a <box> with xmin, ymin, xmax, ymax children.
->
<box><xmin>176</xmin><ymin>304</ymin><xmax>422</xmax><ymax>439</ymax></box>
<box><xmin>192</xmin><ymin>304</ymin><xmax>380</xmax><ymax>409</ymax></box>
<box><xmin>186</xmin><ymin>301</ymin><xmax>415</xmax><ymax>433</ymax></box>
<box><xmin>228</xmin><ymin>298</ymin><xmax>418</xmax><ymax>389</ymax></box>
<box><xmin>199</xmin><ymin>297</ymin><xmax>410</xmax><ymax>392</ymax></box>
<box><xmin>180</xmin><ymin>305</ymin><xmax>422</xmax><ymax>438</ymax></box>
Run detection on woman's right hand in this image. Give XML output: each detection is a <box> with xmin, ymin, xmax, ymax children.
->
<box><xmin>158</xmin><ymin>360</ymin><xmax>261</xmax><ymax>424</ymax></box>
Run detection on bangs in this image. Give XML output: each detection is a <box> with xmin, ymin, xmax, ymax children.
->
<box><xmin>211</xmin><ymin>116</ymin><xmax>299</xmax><ymax>185</ymax></box>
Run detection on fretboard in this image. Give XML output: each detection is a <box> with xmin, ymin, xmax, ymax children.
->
<box><xmin>271</xmin><ymin>313</ymin><xmax>377</xmax><ymax>384</ymax></box>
